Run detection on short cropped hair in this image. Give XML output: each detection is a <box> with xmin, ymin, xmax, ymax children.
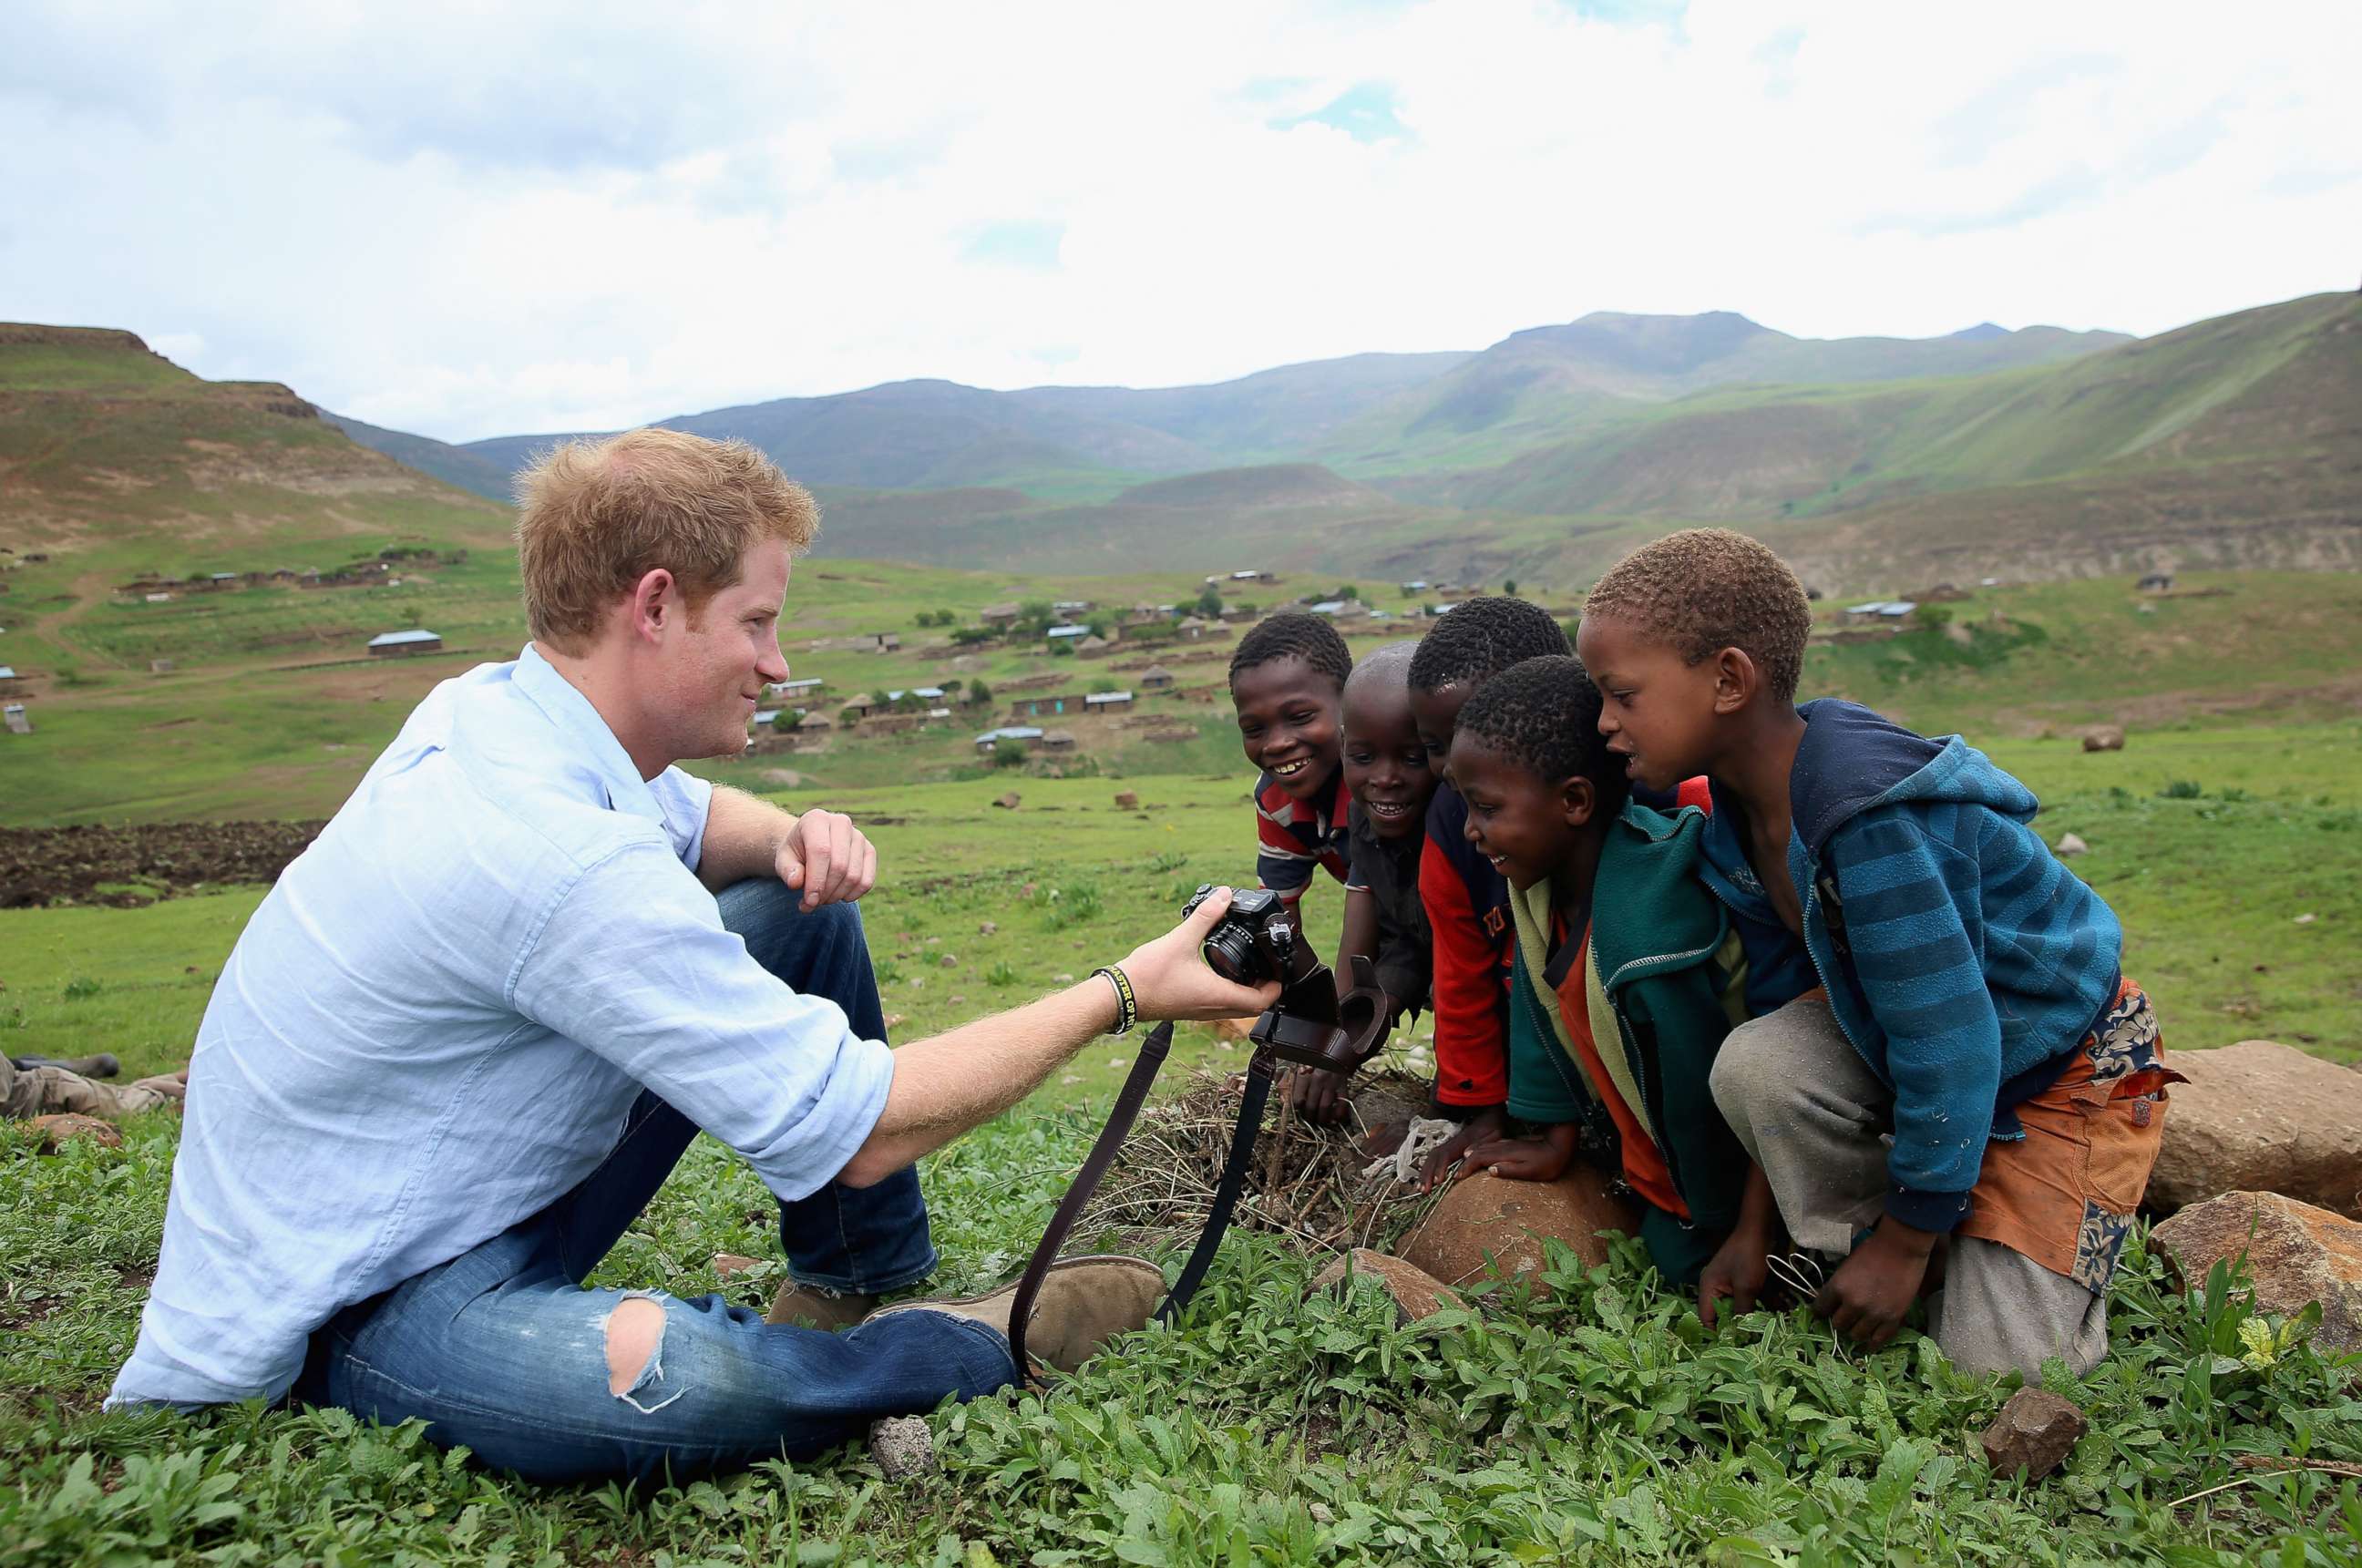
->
<box><xmin>1228</xmin><ymin>610</ymin><xmax>1352</xmax><ymax>691</ymax></box>
<box><xmin>1408</xmin><ymin>595</ymin><xmax>1571</xmax><ymax>694</ymax></box>
<box><xmin>1455</xmin><ymin>655</ymin><xmax>1628</xmax><ymax>815</ymax></box>
<box><xmin>1584</xmin><ymin>528</ymin><xmax>1812</xmax><ymax>702</ymax></box>
<box><xmin>1341</xmin><ymin>641</ymin><xmax>1417</xmax><ymax>702</ymax></box>
<box><xmin>515</xmin><ymin>427</ymin><xmax>820</xmax><ymax>651</ymax></box>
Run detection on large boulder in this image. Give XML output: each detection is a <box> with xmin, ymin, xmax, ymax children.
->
<box><xmin>1399</xmin><ymin>1167</ymin><xmax>1638</xmax><ymax>1286</ymax></box>
<box><xmin>2151</xmin><ymin>1192</ymin><xmax>2362</xmax><ymax>1350</ymax></box>
<box><xmin>1308</xmin><ymin>1248</ymin><xmax>1463</xmax><ymax>1325</ymax></box>
<box><xmin>2148</xmin><ymin>1041</ymin><xmax>2362</xmax><ymax>1219</ymax></box>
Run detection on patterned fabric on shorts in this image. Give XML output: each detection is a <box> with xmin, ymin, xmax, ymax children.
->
<box><xmin>1956</xmin><ymin>979</ymin><xmax>2180</xmax><ymax>1290</ymax></box>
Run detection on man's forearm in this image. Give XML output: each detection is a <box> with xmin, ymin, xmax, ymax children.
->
<box><xmin>837</xmin><ymin>979</ymin><xmax>1121</xmax><ymax>1185</ymax></box>
<box><xmin>697</xmin><ymin>785</ymin><xmax>794</xmax><ymax>890</ymax></box>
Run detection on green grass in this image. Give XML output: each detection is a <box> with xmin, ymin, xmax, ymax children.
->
<box><xmin>6</xmin><ymin>734</ymin><xmax>2362</xmax><ymax>1562</ymax></box>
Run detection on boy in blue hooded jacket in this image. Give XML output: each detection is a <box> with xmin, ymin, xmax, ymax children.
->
<box><xmin>1576</xmin><ymin>529</ymin><xmax>2175</xmax><ymax>1377</ymax></box>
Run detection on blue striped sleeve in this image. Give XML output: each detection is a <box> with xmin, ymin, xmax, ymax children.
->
<box><xmin>1824</xmin><ymin>809</ymin><xmax>1997</xmax><ymax>1231</ymax></box>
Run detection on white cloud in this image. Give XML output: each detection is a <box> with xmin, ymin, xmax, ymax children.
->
<box><xmin>2</xmin><ymin>0</ymin><xmax>2354</xmax><ymax>442</ymax></box>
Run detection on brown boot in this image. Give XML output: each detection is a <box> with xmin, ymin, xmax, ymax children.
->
<box><xmin>765</xmin><ymin>1279</ymin><xmax>878</xmax><ymax>1330</ymax></box>
<box><xmin>864</xmin><ymin>1255</ymin><xmax>1166</xmax><ymax>1374</ymax></box>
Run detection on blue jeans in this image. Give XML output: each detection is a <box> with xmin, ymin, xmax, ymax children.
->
<box><xmin>294</xmin><ymin>880</ymin><xmax>1019</xmax><ymax>1483</ymax></box>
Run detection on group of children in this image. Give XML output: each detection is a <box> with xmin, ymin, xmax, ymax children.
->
<box><xmin>1226</xmin><ymin>528</ymin><xmax>2175</xmax><ymax>1377</ymax></box>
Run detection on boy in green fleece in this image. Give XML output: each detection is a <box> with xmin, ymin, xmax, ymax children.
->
<box><xmin>1447</xmin><ymin>654</ymin><xmax>1751</xmax><ymax>1286</ymax></box>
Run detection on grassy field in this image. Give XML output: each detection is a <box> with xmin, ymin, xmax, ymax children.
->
<box><xmin>6</xmin><ymin>734</ymin><xmax>2362</xmax><ymax>1563</ymax></box>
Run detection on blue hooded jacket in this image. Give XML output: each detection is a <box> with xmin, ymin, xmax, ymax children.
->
<box><xmin>1697</xmin><ymin>701</ymin><xmax>2122</xmax><ymax>1233</ymax></box>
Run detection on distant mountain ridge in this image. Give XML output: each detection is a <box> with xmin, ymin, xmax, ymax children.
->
<box><xmin>420</xmin><ymin>310</ymin><xmax>2127</xmax><ymax>496</ymax></box>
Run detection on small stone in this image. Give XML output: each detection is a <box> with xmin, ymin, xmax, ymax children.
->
<box><xmin>1061</xmin><ymin>1075</ymin><xmax>1083</xmax><ymax>1085</ymax></box>
<box><xmin>2295</xmin><ymin>913</ymin><xmax>2316</xmax><ymax>925</ymax></box>
<box><xmin>1308</xmin><ymin>1248</ymin><xmax>1464</xmax><ymax>1326</ymax></box>
<box><xmin>1053</xmin><ymin>972</ymin><xmax>1075</xmax><ymax>983</ymax></box>
<box><xmin>1108</xmin><ymin>1056</ymin><xmax>1127</xmax><ymax>1068</ymax></box>
<box><xmin>948</xmin><ymin>993</ymin><xmax>967</xmax><ymax>1004</ymax></box>
<box><xmin>882</xmin><ymin>1012</ymin><xmax>907</xmax><ymax>1030</ymax></box>
<box><xmin>712</xmin><ymin>1253</ymin><xmax>761</xmax><ymax>1277</ymax></box>
<box><xmin>940</xmin><ymin>954</ymin><xmax>958</xmax><ymax>968</ymax></box>
<box><xmin>2054</xmin><ymin>832</ymin><xmax>2090</xmax><ymax>857</ymax></box>
<box><xmin>994</xmin><ymin>792</ymin><xmax>1022</xmax><ymax>809</ymax></box>
<box><xmin>979</xmin><ymin>920</ymin><xmax>998</xmax><ymax>935</ymax></box>
<box><xmin>1114</xmin><ymin>790</ymin><xmax>1140</xmax><ymax>809</ymax></box>
<box><xmin>867</xmin><ymin>1415</ymin><xmax>939</xmax><ymax>1480</ymax></box>
<box><xmin>1978</xmin><ymin>1388</ymin><xmax>2088</xmax><ymax>1480</ymax></box>
<box><xmin>926</xmin><ymin>937</ymin><xmax>941</xmax><ymax>946</ymax></box>
<box><xmin>2081</xmin><ymin>725</ymin><xmax>2125</xmax><ymax>753</ymax></box>
<box><xmin>25</xmin><ymin>1113</ymin><xmax>123</xmax><ymax>1153</ymax></box>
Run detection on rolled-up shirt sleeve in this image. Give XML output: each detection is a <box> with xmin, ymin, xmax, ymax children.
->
<box><xmin>509</xmin><ymin>841</ymin><xmax>893</xmax><ymax>1201</ymax></box>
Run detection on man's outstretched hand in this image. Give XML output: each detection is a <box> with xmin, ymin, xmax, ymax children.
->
<box><xmin>775</xmin><ymin>809</ymin><xmax>878</xmax><ymax>910</ymax></box>
<box><xmin>1118</xmin><ymin>887</ymin><xmax>1283</xmax><ymax>1023</ymax></box>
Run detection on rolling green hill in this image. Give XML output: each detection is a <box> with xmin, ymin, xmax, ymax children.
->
<box><xmin>317</xmin><ymin>292</ymin><xmax>2355</xmax><ymax>589</ymax></box>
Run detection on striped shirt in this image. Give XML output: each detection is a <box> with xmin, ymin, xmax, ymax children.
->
<box><xmin>1252</xmin><ymin>764</ymin><xmax>1351</xmax><ymax>900</ymax></box>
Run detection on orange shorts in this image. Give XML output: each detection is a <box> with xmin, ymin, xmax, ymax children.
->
<box><xmin>1956</xmin><ymin>980</ymin><xmax>2180</xmax><ymax>1290</ymax></box>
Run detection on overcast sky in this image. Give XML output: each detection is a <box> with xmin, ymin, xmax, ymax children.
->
<box><xmin>5</xmin><ymin>1</ymin><xmax>2356</xmax><ymax>443</ymax></box>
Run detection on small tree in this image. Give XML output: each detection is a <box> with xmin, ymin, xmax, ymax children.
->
<box><xmin>940</xmin><ymin>677</ymin><xmax>964</xmax><ymax>695</ymax></box>
<box><xmin>992</xmin><ymin>737</ymin><xmax>1028</xmax><ymax>767</ymax></box>
<box><xmin>1503</xmin><ymin>578</ymin><xmax>1518</xmax><ymax>597</ymax></box>
<box><xmin>1090</xmin><ymin>677</ymin><xmax>1124</xmax><ymax>694</ymax></box>
<box><xmin>1341</xmin><ymin>584</ymin><xmax>1359</xmax><ymax>601</ymax></box>
<box><xmin>968</xmin><ymin>680</ymin><xmax>993</xmax><ymax>706</ymax></box>
<box><xmin>1052</xmin><ymin>641</ymin><xmax>1075</xmax><ymax>658</ymax></box>
<box><xmin>1196</xmin><ymin>584</ymin><xmax>1224</xmax><ymax>617</ymax></box>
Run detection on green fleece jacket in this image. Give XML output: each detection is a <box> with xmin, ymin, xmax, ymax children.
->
<box><xmin>1504</xmin><ymin>801</ymin><xmax>1752</xmax><ymax>1285</ymax></box>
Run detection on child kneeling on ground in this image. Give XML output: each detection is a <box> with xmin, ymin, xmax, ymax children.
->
<box><xmin>1577</xmin><ymin>528</ymin><xmax>2176</xmax><ymax>1376</ymax></box>
<box><xmin>1443</xmin><ymin>654</ymin><xmax>1751</xmax><ymax>1286</ymax></box>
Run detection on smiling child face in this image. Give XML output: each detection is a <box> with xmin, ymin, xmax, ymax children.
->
<box><xmin>1340</xmin><ymin>674</ymin><xmax>1437</xmax><ymax>840</ymax></box>
<box><xmin>1446</xmin><ymin>731</ymin><xmax>1592</xmax><ymax>893</ymax></box>
<box><xmin>1231</xmin><ymin>655</ymin><xmax>1342</xmax><ymax>802</ymax></box>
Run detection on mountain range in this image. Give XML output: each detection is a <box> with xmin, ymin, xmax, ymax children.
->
<box><xmin>5</xmin><ymin>292</ymin><xmax>2352</xmax><ymax>594</ymax></box>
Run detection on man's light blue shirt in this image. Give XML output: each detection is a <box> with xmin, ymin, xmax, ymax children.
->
<box><xmin>109</xmin><ymin>646</ymin><xmax>896</xmax><ymax>1408</ymax></box>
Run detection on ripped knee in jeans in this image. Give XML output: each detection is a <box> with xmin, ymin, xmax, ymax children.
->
<box><xmin>603</xmin><ymin>1293</ymin><xmax>685</xmax><ymax>1413</ymax></box>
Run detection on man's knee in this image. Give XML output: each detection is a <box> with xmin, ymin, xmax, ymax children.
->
<box><xmin>604</xmin><ymin>1296</ymin><xmax>669</xmax><ymax>1399</ymax></box>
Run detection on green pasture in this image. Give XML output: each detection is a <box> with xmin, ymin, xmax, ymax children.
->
<box><xmin>6</xmin><ymin>734</ymin><xmax>2362</xmax><ymax>1563</ymax></box>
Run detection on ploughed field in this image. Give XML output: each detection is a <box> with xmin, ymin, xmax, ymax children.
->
<box><xmin>5</xmin><ymin>725</ymin><xmax>2361</xmax><ymax>1565</ymax></box>
<box><xmin>0</xmin><ymin>820</ymin><xmax>321</xmax><ymax>907</ymax></box>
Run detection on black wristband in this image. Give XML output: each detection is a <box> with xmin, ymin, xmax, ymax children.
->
<box><xmin>1093</xmin><ymin>965</ymin><xmax>1137</xmax><ymax>1036</ymax></box>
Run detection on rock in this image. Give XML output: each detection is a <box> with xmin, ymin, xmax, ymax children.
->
<box><xmin>712</xmin><ymin>1253</ymin><xmax>761</xmax><ymax>1277</ymax></box>
<box><xmin>978</xmin><ymin>920</ymin><xmax>998</xmax><ymax>936</ymax></box>
<box><xmin>2152</xmin><ymin>1192</ymin><xmax>2362</xmax><ymax>1350</ymax></box>
<box><xmin>2148</xmin><ymin>1041</ymin><xmax>2362</xmax><ymax>1218</ymax></box>
<box><xmin>1308</xmin><ymin>1248</ymin><xmax>1464</xmax><ymax>1325</ymax></box>
<box><xmin>994</xmin><ymin>792</ymin><xmax>1021</xmax><ymax>809</ymax></box>
<box><xmin>1114</xmin><ymin>790</ymin><xmax>1139</xmax><ymax>809</ymax></box>
<box><xmin>867</xmin><ymin>1415</ymin><xmax>939</xmax><ymax>1480</ymax></box>
<box><xmin>1399</xmin><ymin>1166</ymin><xmax>1638</xmax><ymax>1286</ymax></box>
<box><xmin>24</xmin><ymin>1113</ymin><xmax>122</xmax><ymax>1153</ymax></box>
<box><xmin>882</xmin><ymin>1012</ymin><xmax>908</xmax><ymax>1030</ymax></box>
<box><xmin>940</xmin><ymin>954</ymin><xmax>958</xmax><ymax>968</ymax></box>
<box><xmin>2054</xmin><ymin>832</ymin><xmax>2090</xmax><ymax>857</ymax></box>
<box><xmin>2081</xmin><ymin>726</ymin><xmax>2125</xmax><ymax>753</ymax></box>
<box><xmin>1978</xmin><ymin>1388</ymin><xmax>2089</xmax><ymax>1480</ymax></box>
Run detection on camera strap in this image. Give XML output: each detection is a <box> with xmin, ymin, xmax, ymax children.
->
<box><xmin>1005</xmin><ymin>1021</ymin><xmax>1280</xmax><ymax>1384</ymax></box>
